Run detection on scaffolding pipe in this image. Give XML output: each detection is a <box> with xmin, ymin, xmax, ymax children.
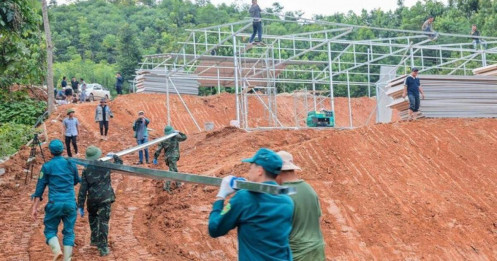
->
<box><xmin>346</xmin><ymin>71</ymin><xmax>353</xmax><ymax>128</ymax></box>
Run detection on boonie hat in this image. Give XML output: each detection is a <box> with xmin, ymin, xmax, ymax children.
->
<box><xmin>138</xmin><ymin>111</ymin><xmax>144</xmax><ymax>115</ymax></box>
<box><xmin>49</xmin><ymin>139</ymin><xmax>64</xmax><ymax>155</ymax></box>
<box><xmin>242</xmin><ymin>148</ymin><xmax>283</xmax><ymax>175</ymax></box>
<box><xmin>67</xmin><ymin>109</ymin><xmax>75</xmax><ymax>115</ymax></box>
<box><xmin>85</xmin><ymin>146</ymin><xmax>102</xmax><ymax>160</ymax></box>
<box><xmin>277</xmin><ymin>151</ymin><xmax>301</xmax><ymax>171</ymax></box>
<box><xmin>164</xmin><ymin>125</ymin><xmax>174</xmax><ymax>135</ymax></box>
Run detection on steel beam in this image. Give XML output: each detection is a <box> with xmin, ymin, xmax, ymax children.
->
<box><xmin>68</xmin><ymin>158</ymin><xmax>296</xmax><ymax>195</ymax></box>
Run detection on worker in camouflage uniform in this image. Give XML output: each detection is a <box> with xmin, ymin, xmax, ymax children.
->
<box><xmin>153</xmin><ymin>125</ymin><xmax>187</xmax><ymax>191</ymax></box>
<box><xmin>77</xmin><ymin>146</ymin><xmax>122</xmax><ymax>256</ymax></box>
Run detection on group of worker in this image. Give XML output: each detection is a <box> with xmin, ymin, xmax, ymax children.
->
<box><xmin>31</xmin><ymin>136</ymin><xmax>324</xmax><ymax>260</ymax></box>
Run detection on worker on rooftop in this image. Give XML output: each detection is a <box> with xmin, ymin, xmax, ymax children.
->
<box><xmin>153</xmin><ymin>125</ymin><xmax>187</xmax><ymax>191</ymax></box>
<box><xmin>402</xmin><ymin>67</ymin><xmax>425</xmax><ymax>120</ymax></box>
<box><xmin>77</xmin><ymin>146</ymin><xmax>123</xmax><ymax>256</ymax></box>
<box><xmin>471</xmin><ymin>24</ymin><xmax>487</xmax><ymax>50</ymax></box>
<box><xmin>276</xmin><ymin>151</ymin><xmax>325</xmax><ymax>261</ymax></box>
<box><xmin>208</xmin><ymin>148</ymin><xmax>294</xmax><ymax>261</ymax></box>
<box><xmin>422</xmin><ymin>16</ymin><xmax>438</xmax><ymax>40</ymax></box>
<box><xmin>249</xmin><ymin>0</ymin><xmax>263</xmax><ymax>45</ymax></box>
<box><xmin>31</xmin><ymin>139</ymin><xmax>81</xmax><ymax>261</ymax></box>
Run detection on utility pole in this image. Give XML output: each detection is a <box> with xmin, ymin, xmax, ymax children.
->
<box><xmin>41</xmin><ymin>0</ymin><xmax>55</xmax><ymax>113</ymax></box>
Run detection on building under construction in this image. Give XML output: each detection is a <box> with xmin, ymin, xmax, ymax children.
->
<box><xmin>135</xmin><ymin>17</ymin><xmax>497</xmax><ymax>130</ymax></box>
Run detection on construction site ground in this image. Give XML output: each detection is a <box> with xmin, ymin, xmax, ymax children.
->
<box><xmin>1</xmin><ymin>93</ymin><xmax>496</xmax><ymax>260</ymax></box>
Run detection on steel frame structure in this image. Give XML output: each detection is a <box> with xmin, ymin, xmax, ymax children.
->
<box><xmin>139</xmin><ymin>18</ymin><xmax>497</xmax><ymax>130</ymax></box>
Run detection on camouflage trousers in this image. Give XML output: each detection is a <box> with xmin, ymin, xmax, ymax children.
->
<box><xmin>164</xmin><ymin>157</ymin><xmax>181</xmax><ymax>191</ymax></box>
<box><xmin>88</xmin><ymin>202</ymin><xmax>112</xmax><ymax>248</ymax></box>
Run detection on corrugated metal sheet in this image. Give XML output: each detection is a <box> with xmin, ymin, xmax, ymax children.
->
<box><xmin>135</xmin><ymin>69</ymin><xmax>199</xmax><ymax>95</ymax></box>
<box><xmin>386</xmin><ymin>75</ymin><xmax>497</xmax><ymax>119</ymax></box>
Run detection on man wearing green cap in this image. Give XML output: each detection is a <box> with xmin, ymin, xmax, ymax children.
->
<box><xmin>153</xmin><ymin>125</ymin><xmax>187</xmax><ymax>191</ymax></box>
<box><xmin>77</xmin><ymin>146</ymin><xmax>122</xmax><ymax>256</ymax></box>
<box><xmin>63</xmin><ymin>109</ymin><xmax>79</xmax><ymax>157</ymax></box>
<box><xmin>276</xmin><ymin>151</ymin><xmax>325</xmax><ymax>261</ymax></box>
<box><xmin>31</xmin><ymin>139</ymin><xmax>81</xmax><ymax>261</ymax></box>
<box><xmin>208</xmin><ymin>148</ymin><xmax>294</xmax><ymax>261</ymax></box>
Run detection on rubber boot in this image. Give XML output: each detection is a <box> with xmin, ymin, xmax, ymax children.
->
<box><xmin>163</xmin><ymin>181</ymin><xmax>171</xmax><ymax>192</ymax></box>
<box><xmin>48</xmin><ymin>237</ymin><xmax>62</xmax><ymax>261</ymax></box>
<box><xmin>98</xmin><ymin>246</ymin><xmax>110</xmax><ymax>256</ymax></box>
<box><xmin>63</xmin><ymin>246</ymin><xmax>73</xmax><ymax>261</ymax></box>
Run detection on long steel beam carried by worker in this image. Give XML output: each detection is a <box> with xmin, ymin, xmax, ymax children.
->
<box><xmin>98</xmin><ymin>132</ymin><xmax>178</xmax><ymax>161</ymax></box>
<box><xmin>68</xmin><ymin>158</ymin><xmax>296</xmax><ymax>195</ymax></box>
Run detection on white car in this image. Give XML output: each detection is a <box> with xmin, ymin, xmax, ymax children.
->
<box><xmin>80</xmin><ymin>83</ymin><xmax>111</xmax><ymax>101</ymax></box>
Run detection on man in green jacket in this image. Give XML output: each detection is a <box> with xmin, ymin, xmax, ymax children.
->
<box><xmin>276</xmin><ymin>151</ymin><xmax>325</xmax><ymax>261</ymax></box>
<box><xmin>153</xmin><ymin>125</ymin><xmax>187</xmax><ymax>191</ymax></box>
<box><xmin>77</xmin><ymin>146</ymin><xmax>123</xmax><ymax>256</ymax></box>
<box><xmin>208</xmin><ymin>148</ymin><xmax>294</xmax><ymax>261</ymax></box>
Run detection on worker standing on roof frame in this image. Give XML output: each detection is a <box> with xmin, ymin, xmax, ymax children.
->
<box><xmin>402</xmin><ymin>68</ymin><xmax>425</xmax><ymax>121</ymax></box>
<box><xmin>249</xmin><ymin>0</ymin><xmax>263</xmax><ymax>45</ymax></box>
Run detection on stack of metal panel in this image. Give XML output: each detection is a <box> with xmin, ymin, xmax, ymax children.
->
<box><xmin>386</xmin><ymin>75</ymin><xmax>497</xmax><ymax>119</ymax></box>
<box><xmin>135</xmin><ymin>68</ymin><xmax>199</xmax><ymax>95</ymax></box>
<box><xmin>473</xmin><ymin>64</ymin><xmax>497</xmax><ymax>76</ymax></box>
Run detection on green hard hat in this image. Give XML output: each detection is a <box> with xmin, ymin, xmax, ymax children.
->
<box><xmin>85</xmin><ymin>146</ymin><xmax>102</xmax><ymax>160</ymax></box>
<box><xmin>164</xmin><ymin>125</ymin><xmax>174</xmax><ymax>135</ymax></box>
<box><xmin>67</xmin><ymin>109</ymin><xmax>75</xmax><ymax>115</ymax></box>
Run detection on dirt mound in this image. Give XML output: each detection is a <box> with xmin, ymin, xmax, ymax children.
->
<box><xmin>0</xmin><ymin>93</ymin><xmax>496</xmax><ymax>260</ymax></box>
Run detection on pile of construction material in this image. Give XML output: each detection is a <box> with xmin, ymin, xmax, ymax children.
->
<box><xmin>135</xmin><ymin>68</ymin><xmax>199</xmax><ymax>95</ymax></box>
<box><xmin>386</xmin><ymin>75</ymin><xmax>497</xmax><ymax>119</ymax></box>
<box><xmin>473</xmin><ymin>64</ymin><xmax>497</xmax><ymax>76</ymax></box>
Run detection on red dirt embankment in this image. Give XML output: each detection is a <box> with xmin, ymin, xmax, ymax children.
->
<box><xmin>0</xmin><ymin>93</ymin><xmax>496</xmax><ymax>260</ymax></box>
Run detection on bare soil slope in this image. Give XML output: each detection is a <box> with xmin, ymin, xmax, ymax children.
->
<box><xmin>0</xmin><ymin>93</ymin><xmax>496</xmax><ymax>260</ymax></box>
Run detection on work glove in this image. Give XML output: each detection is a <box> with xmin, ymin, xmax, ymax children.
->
<box><xmin>78</xmin><ymin>207</ymin><xmax>84</xmax><ymax>218</ymax></box>
<box><xmin>153</xmin><ymin>159</ymin><xmax>158</xmax><ymax>165</ymax></box>
<box><xmin>216</xmin><ymin>176</ymin><xmax>246</xmax><ymax>199</ymax></box>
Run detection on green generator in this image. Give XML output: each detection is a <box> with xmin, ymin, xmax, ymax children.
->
<box><xmin>306</xmin><ymin>110</ymin><xmax>335</xmax><ymax>127</ymax></box>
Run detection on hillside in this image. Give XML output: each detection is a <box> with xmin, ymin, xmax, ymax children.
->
<box><xmin>0</xmin><ymin>93</ymin><xmax>496</xmax><ymax>260</ymax></box>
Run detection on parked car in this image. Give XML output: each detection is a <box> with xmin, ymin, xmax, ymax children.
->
<box><xmin>80</xmin><ymin>83</ymin><xmax>111</xmax><ymax>101</ymax></box>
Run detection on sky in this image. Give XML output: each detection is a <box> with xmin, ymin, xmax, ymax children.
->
<box><xmin>57</xmin><ymin>0</ymin><xmax>449</xmax><ymax>17</ymax></box>
<box><xmin>212</xmin><ymin>0</ymin><xmax>449</xmax><ymax>18</ymax></box>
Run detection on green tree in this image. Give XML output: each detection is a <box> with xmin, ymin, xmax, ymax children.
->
<box><xmin>116</xmin><ymin>23</ymin><xmax>141</xmax><ymax>84</ymax></box>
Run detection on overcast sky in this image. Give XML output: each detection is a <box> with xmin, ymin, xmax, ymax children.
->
<box><xmin>212</xmin><ymin>0</ymin><xmax>448</xmax><ymax>17</ymax></box>
<box><xmin>57</xmin><ymin>0</ymin><xmax>448</xmax><ymax>18</ymax></box>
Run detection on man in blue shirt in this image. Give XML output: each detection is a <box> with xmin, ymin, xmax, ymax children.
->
<box><xmin>133</xmin><ymin>111</ymin><xmax>150</xmax><ymax>164</ymax></box>
<box><xmin>209</xmin><ymin>148</ymin><xmax>294</xmax><ymax>261</ymax></box>
<box><xmin>31</xmin><ymin>139</ymin><xmax>81</xmax><ymax>261</ymax></box>
<box><xmin>402</xmin><ymin>68</ymin><xmax>426</xmax><ymax>120</ymax></box>
<box><xmin>63</xmin><ymin>109</ymin><xmax>80</xmax><ymax>157</ymax></box>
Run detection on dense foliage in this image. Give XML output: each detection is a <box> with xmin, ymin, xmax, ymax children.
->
<box><xmin>0</xmin><ymin>122</ymin><xmax>36</xmax><ymax>157</ymax></box>
<box><xmin>44</xmin><ymin>0</ymin><xmax>497</xmax><ymax>96</ymax></box>
<box><xmin>0</xmin><ymin>0</ymin><xmax>45</xmax><ymax>88</ymax></box>
<box><xmin>0</xmin><ymin>90</ymin><xmax>47</xmax><ymax>125</ymax></box>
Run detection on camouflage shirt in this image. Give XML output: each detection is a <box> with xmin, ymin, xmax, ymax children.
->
<box><xmin>78</xmin><ymin>156</ymin><xmax>123</xmax><ymax>207</ymax></box>
<box><xmin>154</xmin><ymin>132</ymin><xmax>187</xmax><ymax>160</ymax></box>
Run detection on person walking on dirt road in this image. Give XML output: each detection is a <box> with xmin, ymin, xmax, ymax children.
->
<box><xmin>249</xmin><ymin>0</ymin><xmax>263</xmax><ymax>44</ymax></box>
<box><xmin>79</xmin><ymin>78</ymin><xmax>87</xmax><ymax>103</ymax></box>
<box><xmin>133</xmin><ymin>111</ymin><xmax>150</xmax><ymax>164</ymax></box>
<box><xmin>95</xmin><ymin>98</ymin><xmax>113</xmax><ymax>140</ymax></box>
<box><xmin>63</xmin><ymin>109</ymin><xmax>80</xmax><ymax>157</ymax></box>
<box><xmin>402</xmin><ymin>68</ymin><xmax>426</xmax><ymax>121</ymax></box>
<box><xmin>208</xmin><ymin>148</ymin><xmax>294</xmax><ymax>261</ymax></box>
<box><xmin>276</xmin><ymin>151</ymin><xmax>325</xmax><ymax>261</ymax></box>
<box><xmin>115</xmin><ymin>73</ymin><xmax>124</xmax><ymax>95</ymax></box>
<box><xmin>31</xmin><ymin>139</ymin><xmax>81</xmax><ymax>261</ymax></box>
<box><xmin>78</xmin><ymin>146</ymin><xmax>123</xmax><ymax>256</ymax></box>
<box><xmin>153</xmin><ymin>125</ymin><xmax>187</xmax><ymax>191</ymax></box>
